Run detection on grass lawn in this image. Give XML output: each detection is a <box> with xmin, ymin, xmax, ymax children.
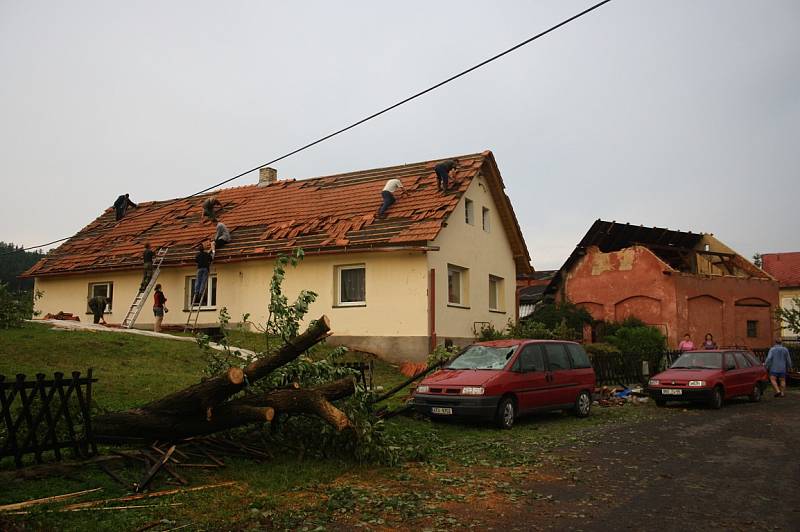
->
<box><xmin>0</xmin><ymin>322</ymin><xmax>664</xmax><ymax>530</ymax></box>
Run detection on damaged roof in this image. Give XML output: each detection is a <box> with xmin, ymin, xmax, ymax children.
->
<box><xmin>762</xmin><ymin>252</ymin><xmax>800</xmax><ymax>288</ymax></box>
<box><xmin>23</xmin><ymin>151</ymin><xmax>532</xmax><ymax>278</ymax></box>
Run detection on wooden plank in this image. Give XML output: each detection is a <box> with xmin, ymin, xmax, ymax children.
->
<box><xmin>135</xmin><ymin>444</ymin><xmax>175</xmax><ymax>492</ymax></box>
<box><xmin>0</xmin><ymin>487</ymin><xmax>102</xmax><ymax>512</ymax></box>
<box><xmin>61</xmin><ymin>481</ymin><xmax>238</xmax><ymax>510</ymax></box>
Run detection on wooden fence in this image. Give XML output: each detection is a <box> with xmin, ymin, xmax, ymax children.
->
<box><xmin>0</xmin><ymin>370</ymin><xmax>97</xmax><ymax>467</ymax></box>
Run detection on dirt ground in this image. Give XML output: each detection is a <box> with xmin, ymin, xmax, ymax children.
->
<box><xmin>489</xmin><ymin>391</ymin><xmax>799</xmax><ymax>531</ymax></box>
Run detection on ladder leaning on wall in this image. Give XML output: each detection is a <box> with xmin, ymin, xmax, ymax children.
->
<box><xmin>184</xmin><ymin>272</ymin><xmax>210</xmax><ymax>333</ymax></box>
<box><xmin>121</xmin><ymin>247</ymin><xmax>169</xmax><ymax>329</ymax></box>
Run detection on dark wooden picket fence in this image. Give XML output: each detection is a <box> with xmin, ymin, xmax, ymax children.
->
<box><xmin>0</xmin><ymin>370</ymin><xmax>97</xmax><ymax>467</ymax></box>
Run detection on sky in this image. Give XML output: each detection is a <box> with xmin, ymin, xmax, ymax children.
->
<box><xmin>1</xmin><ymin>0</ymin><xmax>798</xmax><ymax>270</ymax></box>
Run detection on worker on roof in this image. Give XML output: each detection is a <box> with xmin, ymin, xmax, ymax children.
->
<box><xmin>377</xmin><ymin>178</ymin><xmax>404</xmax><ymax>219</ymax></box>
<box><xmin>192</xmin><ymin>242</ymin><xmax>213</xmax><ymax>306</ymax></box>
<box><xmin>211</xmin><ymin>222</ymin><xmax>231</xmax><ymax>257</ymax></box>
<box><xmin>113</xmin><ymin>193</ymin><xmax>137</xmax><ymax>221</ymax></box>
<box><xmin>434</xmin><ymin>159</ymin><xmax>459</xmax><ymax>193</ymax></box>
<box><xmin>139</xmin><ymin>242</ymin><xmax>155</xmax><ymax>292</ymax></box>
<box><xmin>203</xmin><ymin>196</ymin><xmax>223</xmax><ymax>222</ymax></box>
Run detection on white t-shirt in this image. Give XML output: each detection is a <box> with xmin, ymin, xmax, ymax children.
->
<box><xmin>382</xmin><ymin>179</ymin><xmax>404</xmax><ymax>193</ymax></box>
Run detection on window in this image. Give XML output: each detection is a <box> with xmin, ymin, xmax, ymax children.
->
<box><xmin>336</xmin><ymin>265</ymin><xmax>366</xmax><ymax>306</ymax></box>
<box><xmin>465</xmin><ymin>198</ymin><xmax>474</xmax><ymax>225</ymax></box>
<box><xmin>87</xmin><ymin>282</ymin><xmax>113</xmax><ymax>312</ymax></box>
<box><xmin>746</xmin><ymin>320</ymin><xmax>758</xmax><ymax>338</ymax></box>
<box><xmin>733</xmin><ymin>352</ymin><xmax>751</xmax><ymax>368</ymax></box>
<box><xmin>543</xmin><ymin>343</ymin><xmax>572</xmax><ymax>371</ymax></box>
<box><xmin>186</xmin><ymin>275</ymin><xmax>217</xmax><ymax>309</ymax></box>
<box><xmin>482</xmin><ymin>207</ymin><xmax>490</xmax><ymax>232</ymax></box>
<box><xmin>518</xmin><ymin>344</ymin><xmax>546</xmax><ymax>372</ymax></box>
<box><xmin>489</xmin><ymin>275</ymin><xmax>504</xmax><ymax>311</ymax></box>
<box><xmin>566</xmin><ymin>344</ymin><xmax>592</xmax><ymax>369</ymax></box>
<box><xmin>724</xmin><ymin>353</ymin><xmax>736</xmax><ymax>371</ymax></box>
<box><xmin>447</xmin><ymin>265</ymin><xmax>468</xmax><ymax>306</ymax></box>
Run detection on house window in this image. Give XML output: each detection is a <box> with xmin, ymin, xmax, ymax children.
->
<box><xmin>448</xmin><ymin>265</ymin><xmax>468</xmax><ymax>306</ymax></box>
<box><xmin>186</xmin><ymin>275</ymin><xmax>217</xmax><ymax>309</ymax></box>
<box><xmin>482</xmin><ymin>207</ymin><xmax>490</xmax><ymax>232</ymax></box>
<box><xmin>336</xmin><ymin>265</ymin><xmax>366</xmax><ymax>306</ymax></box>
<box><xmin>489</xmin><ymin>275</ymin><xmax>504</xmax><ymax>311</ymax></box>
<box><xmin>746</xmin><ymin>320</ymin><xmax>758</xmax><ymax>338</ymax></box>
<box><xmin>87</xmin><ymin>282</ymin><xmax>113</xmax><ymax>312</ymax></box>
<box><xmin>465</xmin><ymin>198</ymin><xmax>474</xmax><ymax>225</ymax></box>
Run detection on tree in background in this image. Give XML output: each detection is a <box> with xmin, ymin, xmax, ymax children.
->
<box><xmin>0</xmin><ymin>242</ymin><xmax>43</xmax><ymax>291</ymax></box>
<box><xmin>776</xmin><ymin>298</ymin><xmax>800</xmax><ymax>337</ymax></box>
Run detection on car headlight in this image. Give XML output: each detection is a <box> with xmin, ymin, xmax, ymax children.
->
<box><xmin>461</xmin><ymin>386</ymin><xmax>485</xmax><ymax>395</ymax></box>
<box><xmin>648</xmin><ymin>379</ymin><xmax>660</xmax><ymax>386</ymax></box>
<box><xmin>688</xmin><ymin>380</ymin><xmax>706</xmax><ymax>387</ymax></box>
<box><xmin>416</xmin><ymin>385</ymin><xmax>430</xmax><ymax>394</ymax></box>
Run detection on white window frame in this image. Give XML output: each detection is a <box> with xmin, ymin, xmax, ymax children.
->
<box><xmin>186</xmin><ymin>274</ymin><xmax>217</xmax><ymax>310</ymax></box>
<box><xmin>87</xmin><ymin>282</ymin><xmax>113</xmax><ymax>313</ymax></box>
<box><xmin>448</xmin><ymin>265</ymin><xmax>469</xmax><ymax>307</ymax></box>
<box><xmin>482</xmin><ymin>207</ymin><xmax>490</xmax><ymax>232</ymax></box>
<box><xmin>489</xmin><ymin>275</ymin><xmax>504</xmax><ymax>312</ymax></box>
<box><xmin>336</xmin><ymin>264</ymin><xmax>366</xmax><ymax>307</ymax></box>
<box><xmin>465</xmin><ymin>198</ymin><xmax>474</xmax><ymax>225</ymax></box>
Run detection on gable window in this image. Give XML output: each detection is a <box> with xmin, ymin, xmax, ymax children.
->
<box><xmin>482</xmin><ymin>207</ymin><xmax>490</xmax><ymax>232</ymax></box>
<box><xmin>465</xmin><ymin>198</ymin><xmax>474</xmax><ymax>225</ymax></box>
<box><xmin>448</xmin><ymin>265</ymin><xmax>469</xmax><ymax>306</ymax></box>
<box><xmin>336</xmin><ymin>265</ymin><xmax>366</xmax><ymax>306</ymax></box>
<box><xmin>488</xmin><ymin>275</ymin><xmax>504</xmax><ymax>311</ymax></box>
<box><xmin>185</xmin><ymin>275</ymin><xmax>217</xmax><ymax>309</ymax></box>
<box><xmin>746</xmin><ymin>320</ymin><xmax>758</xmax><ymax>338</ymax></box>
<box><xmin>87</xmin><ymin>282</ymin><xmax>113</xmax><ymax>313</ymax></box>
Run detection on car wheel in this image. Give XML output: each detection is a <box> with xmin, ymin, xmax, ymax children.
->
<box><xmin>574</xmin><ymin>390</ymin><xmax>591</xmax><ymax>418</ymax></box>
<box><xmin>708</xmin><ymin>386</ymin><xmax>724</xmax><ymax>410</ymax></box>
<box><xmin>749</xmin><ymin>382</ymin><xmax>763</xmax><ymax>403</ymax></box>
<box><xmin>655</xmin><ymin>398</ymin><xmax>667</xmax><ymax>407</ymax></box>
<box><xmin>495</xmin><ymin>396</ymin><xmax>515</xmax><ymax>429</ymax></box>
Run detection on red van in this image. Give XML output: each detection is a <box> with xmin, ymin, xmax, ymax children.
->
<box><xmin>411</xmin><ymin>340</ymin><xmax>596</xmax><ymax>429</ymax></box>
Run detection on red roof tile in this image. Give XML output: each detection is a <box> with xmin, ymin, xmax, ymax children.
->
<box><xmin>762</xmin><ymin>252</ymin><xmax>800</xmax><ymax>288</ymax></box>
<box><xmin>23</xmin><ymin>151</ymin><xmax>533</xmax><ymax>277</ymax></box>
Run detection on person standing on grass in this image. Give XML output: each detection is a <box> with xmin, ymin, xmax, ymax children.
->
<box><xmin>88</xmin><ymin>295</ymin><xmax>107</xmax><ymax>325</ymax></box>
<box><xmin>678</xmin><ymin>333</ymin><xmax>695</xmax><ymax>352</ymax></box>
<box><xmin>153</xmin><ymin>284</ymin><xmax>167</xmax><ymax>333</ymax></box>
<box><xmin>765</xmin><ymin>338</ymin><xmax>793</xmax><ymax>398</ymax></box>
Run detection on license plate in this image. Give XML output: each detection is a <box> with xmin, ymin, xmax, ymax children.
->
<box><xmin>431</xmin><ymin>407</ymin><xmax>453</xmax><ymax>415</ymax></box>
<box><xmin>662</xmin><ymin>389</ymin><xmax>682</xmax><ymax>396</ymax></box>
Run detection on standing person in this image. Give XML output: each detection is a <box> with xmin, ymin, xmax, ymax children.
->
<box><xmin>113</xmin><ymin>194</ymin><xmax>137</xmax><ymax>221</ymax></box>
<box><xmin>211</xmin><ymin>222</ymin><xmax>231</xmax><ymax>257</ymax></box>
<box><xmin>193</xmin><ymin>242</ymin><xmax>213</xmax><ymax>306</ymax></box>
<box><xmin>153</xmin><ymin>284</ymin><xmax>167</xmax><ymax>333</ymax></box>
<box><xmin>702</xmin><ymin>333</ymin><xmax>717</xmax><ymax>349</ymax></box>
<box><xmin>678</xmin><ymin>334</ymin><xmax>695</xmax><ymax>352</ymax></box>
<box><xmin>202</xmin><ymin>196</ymin><xmax>223</xmax><ymax>222</ymax></box>
<box><xmin>765</xmin><ymin>338</ymin><xmax>793</xmax><ymax>398</ymax></box>
<box><xmin>139</xmin><ymin>242</ymin><xmax>155</xmax><ymax>291</ymax></box>
<box><xmin>87</xmin><ymin>295</ymin><xmax>108</xmax><ymax>325</ymax></box>
<box><xmin>434</xmin><ymin>159</ymin><xmax>458</xmax><ymax>192</ymax></box>
<box><xmin>377</xmin><ymin>178</ymin><xmax>404</xmax><ymax>218</ymax></box>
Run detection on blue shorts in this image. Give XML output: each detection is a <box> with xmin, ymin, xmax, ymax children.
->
<box><xmin>770</xmin><ymin>372</ymin><xmax>787</xmax><ymax>379</ymax></box>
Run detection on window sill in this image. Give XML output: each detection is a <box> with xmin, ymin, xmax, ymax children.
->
<box><xmin>489</xmin><ymin>309</ymin><xmax>506</xmax><ymax>314</ymax></box>
<box><xmin>333</xmin><ymin>304</ymin><xmax>367</xmax><ymax>308</ymax></box>
<box><xmin>182</xmin><ymin>308</ymin><xmax>217</xmax><ymax>312</ymax></box>
<box><xmin>447</xmin><ymin>303</ymin><xmax>470</xmax><ymax>310</ymax></box>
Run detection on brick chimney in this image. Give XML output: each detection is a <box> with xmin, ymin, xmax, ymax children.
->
<box><xmin>258</xmin><ymin>167</ymin><xmax>277</xmax><ymax>187</ymax></box>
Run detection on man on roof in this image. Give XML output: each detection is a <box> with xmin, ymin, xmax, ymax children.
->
<box><xmin>113</xmin><ymin>193</ymin><xmax>137</xmax><ymax>221</ymax></box>
<box><xmin>211</xmin><ymin>222</ymin><xmax>231</xmax><ymax>257</ymax></box>
<box><xmin>377</xmin><ymin>178</ymin><xmax>404</xmax><ymax>219</ymax></box>
<box><xmin>434</xmin><ymin>159</ymin><xmax>459</xmax><ymax>193</ymax></box>
<box><xmin>203</xmin><ymin>196</ymin><xmax>223</xmax><ymax>222</ymax></box>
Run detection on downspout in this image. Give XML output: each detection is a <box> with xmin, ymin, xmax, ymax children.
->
<box><xmin>429</xmin><ymin>268</ymin><xmax>436</xmax><ymax>352</ymax></box>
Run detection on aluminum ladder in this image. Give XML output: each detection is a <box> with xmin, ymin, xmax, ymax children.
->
<box><xmin>121</xmin><ymin>247</ymin><xmax>169</xmax><ymax>329</ymax></box>
<box><xmin>184</xmin><ymin>272</ymin><xmax>210</xmax><ymax>333</ymax></box>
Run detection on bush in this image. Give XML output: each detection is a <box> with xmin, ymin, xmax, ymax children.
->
<box><xmin>0</xmin><ymin>284</ymin><xmax>41</xmax><ymax>329</ymax></box>
<box><xmin>605</xmin><ymin>324</ymin><xmax>666</xmax><ymax>358</ymax></box>
<box><xmin>584</xmin><ymin>342</ymin><xmax>621</xmax><ymax>358</ymax></box>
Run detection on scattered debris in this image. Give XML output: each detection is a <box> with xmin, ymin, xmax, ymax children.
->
<box><xmin>0</xmin><ymin>487</ymin><xmax>102</xmax><ymax>513</ymax></box>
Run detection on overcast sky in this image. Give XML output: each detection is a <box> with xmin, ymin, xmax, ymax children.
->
<box><xmin>1</xmin><ymin>0</ymin><xmax>798</xmax><ymax>270</ymax></box>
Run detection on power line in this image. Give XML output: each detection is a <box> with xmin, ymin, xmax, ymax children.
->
<box><xmin>2</xmin><ymin>0</ymin><xmax>612</xmax><ymax>257</ymax></box>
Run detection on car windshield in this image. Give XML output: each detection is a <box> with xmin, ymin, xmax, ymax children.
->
<box><xmin>671</xmin><ymin>351</ymin><xmax>722</xmax><ymax>370</ymax></box>
<box><xmin>448</xmin><ymin>345</ymin><xmax>517</xmax><ymax>370</ymax></box>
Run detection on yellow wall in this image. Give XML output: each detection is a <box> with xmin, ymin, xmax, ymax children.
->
<box><xmin>427</xmin><ymin>174</ymin><xmax>517</xmax><ymax>342</ymax></box>
<box><xmin>779</xmin><ymin>287</ymin><xmax>800</xmax><ymax>338</ymax></box>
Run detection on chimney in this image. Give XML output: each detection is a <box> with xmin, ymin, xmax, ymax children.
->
<box><xmin>258</xmin><ymin>167</ymin><xmax>277</xmax><ymax>187</ymax></box>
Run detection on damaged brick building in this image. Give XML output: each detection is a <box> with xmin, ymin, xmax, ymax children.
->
<box><xmin>547</xmin><ymin>220</ymin><xmax>779</xmax><ymax>349</ymax></box>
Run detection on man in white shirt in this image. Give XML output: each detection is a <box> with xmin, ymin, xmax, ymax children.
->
<box><xmin>377</xmin><ymin>178</ymin><xmax>404</xmax><ymax>218</ymax></box>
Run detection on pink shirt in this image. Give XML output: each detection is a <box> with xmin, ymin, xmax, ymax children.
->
<box><xmin>678</xmin><ymin>340</ymin><xmax>694</xmax><ymax>351</ymax></box>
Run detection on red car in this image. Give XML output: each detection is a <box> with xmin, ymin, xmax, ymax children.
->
<box><xmin>411</xmin><ymin>339</ymin><xmax>596</xmax><ymax>429</ymax></box>
<box><xmin>646</xmin><ymin>349</ymin><xmax>767</xmax><ymax>408</ymax></box>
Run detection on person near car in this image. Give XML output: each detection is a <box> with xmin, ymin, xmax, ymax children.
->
<box><xmin>702</xmin><ymin>333</ymin><xmax>717</xmax><ymax>349</ymax></box>
<box><xmin>153</xmin><ymin>284</ymin><xmax>167</xmax><ymax>333</ymax></box>
<box><xmin>678</xmin><ymin>334</ymin><xmax>694</xmax><ymax>352</ymax></box>
<box><xmin>765</xmin><ymin>338</ymin><xmax>792</xmax><ymax>398</ymax></box>
<box><xmin>377</xmin><ymin>178</ymin><xmax>404</xmax><ymax>218</ymax></box>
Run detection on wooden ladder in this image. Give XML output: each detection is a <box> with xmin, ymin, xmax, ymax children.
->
<box><xmin>184</xmin><ymin>273</ymin><xmax>210</xmax><ymax>333</ymax></box>
<box><xmin>121</xmin><ymin>247</ymin><xmax>169</xmax><ymax>329</ymax></box>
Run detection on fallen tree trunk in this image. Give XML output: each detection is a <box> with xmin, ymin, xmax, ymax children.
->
<box><xmin>93</xmin><ymin>315</ymin><xmax>356</xmax><ymax>442</ymax></box>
